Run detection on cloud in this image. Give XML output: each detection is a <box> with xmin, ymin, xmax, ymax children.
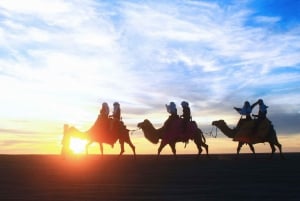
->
<box><xmin>0</xmin><ymin>128</ymin><xmax>39</xmax><ymax>135</ymax></box>
<box><xmin>0</xmin><ymin>0</ymin><xmax>299</xmax><ymax>141</ymax></box>
<box><xmin>254</xmin><ymin>16</ymin><xmax>281</xmax><ymax>24</ymax></box>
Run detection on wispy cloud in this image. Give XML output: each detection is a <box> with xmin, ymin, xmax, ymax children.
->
<box><xmin>254</xmin><ymin>16</ymin><xmax>281</xmax><ymax>24</ymax></box>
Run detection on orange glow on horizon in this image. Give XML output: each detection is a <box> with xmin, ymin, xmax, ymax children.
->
<box><xmin>69</xmin><ymin>137</ymin><xmax>88</xmax><ymax>154</ymax></box>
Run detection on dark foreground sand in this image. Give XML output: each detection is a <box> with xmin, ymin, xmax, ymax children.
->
<box><xmin>0</xmin><ymin>153</ymin><xmax>299</xmax><ymax>201</ymax></box>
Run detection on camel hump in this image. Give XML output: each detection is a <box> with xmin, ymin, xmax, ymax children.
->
<box><xmin>239</xmin><ymin>119</ymin><xmax>271</xmax><ymax>130</ymax></box>
<box><xmin>234</xmin><ymin>119</ymin><xmax>272</xmax><ymax>143</ymax></box>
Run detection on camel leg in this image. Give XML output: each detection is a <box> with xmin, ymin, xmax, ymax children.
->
<box><xmin>203</xmin><ymin>143</ymin><xmax>209</xmax><ymax>156</ymax></box>
<box><xmin>119</xmin><ymin>141</ymin><xmax>125</xmax><ymax>157</ymax></box>
<box><xmin>196</xmin><ymin>141</ymin><xmax>203</xmax><ymax>156</ymax></box>
<box><xmin>269</xmin><ymin>127</ymin><xmax>285</xmax><ymax>159</ymax></box>
<box><xmin>196</xmin><ymin>131</ymin><xmax>209</xmax><ymax>156</ymax></box>
<box><xmin>193</xmin><ymin>137</ymin><xmax>202</xmax><ymax>159</ymax></box>
<box><xmin>99</xmin><ymin>143</ymin><xmax>104</xmax><ymax>157</ymax></box>
<box><xmin>200</xmin><ymin>133</ymin><xmax>209</xmax><ymax>156</ymax></box>
<box><xmin>169</xmin><ymin>143</ymin><xmax>177</xmax><ymax>159</ymax></box>
<box><xmin>236</xmin><ymin>142</ymin><xmax>244</xmax><ymax>158</ymax></box>
<box><xmin>272</xmin><ymin>140</ymin><xmax>285</xmax><ymax>159</ymax></box>
<box><xmin>269</xmin><ymin>143</ymin><xmax>276</xmax><ymax>159</ymax></box>
<box><xmin>61</xmin><ymin>146</ymin><xmax>70</xmax><ymax>159</ymax></box>
<box><xmin>157</xmin><ymin>141</ymin><xmax>167</xmax><ymax>160</ymax></box>
<box><xmin>85</xmin><ymin>141</ymin><xmax>92</xmax><ymax>155</ymax></box>
<box><xmin>125</xmin><ymin>139</ymin><xmax>136</xmax><ymax>160</ymax></box>
<box><xmin>248</xmin><ymin>144</ymin><xmax>256</xmax><ymax>158</ymax></box>
<box><xmin>276</xmin><ymin>142</ymin><xmax>285</xmax><ymax>159</ymax></box>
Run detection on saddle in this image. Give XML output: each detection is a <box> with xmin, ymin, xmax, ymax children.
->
<box><xmin>163</xmin><ymin>118</ymin><xmax>195</xmax><ymax>143</ymax></box>
<box><xmin>233</xmin><ymin>118</ymin><xmax>272</xmax><ymax>143</ymax></box>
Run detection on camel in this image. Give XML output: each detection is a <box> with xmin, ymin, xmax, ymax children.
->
<box><xmin>62</xmin><ymin>119</ymin><xmax>136</xmax><ymax>159</ymax></box>
<box><xmin>212</xmin><ymin>119</ymin><xmax>284</xmax><ymax>159</ymax></box>
<box><xmin>137</xmin><ymin>119</ymin><xmax>209</xmax><ymax>159</ymax></box>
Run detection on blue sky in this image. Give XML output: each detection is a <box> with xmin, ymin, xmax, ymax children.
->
<box><xmin>0</xmin><ymin>0</ymin><xmax>299</xmax><ymax>154</ymax></box>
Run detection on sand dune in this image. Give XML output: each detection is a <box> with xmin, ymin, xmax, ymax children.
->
<box><xmin>0</xmin><ymin>153</ymin><xmax>299</xmax><ymax>201</ymax></box>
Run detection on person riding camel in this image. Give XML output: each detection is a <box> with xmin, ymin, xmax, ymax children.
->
<box><xmin>251</xmin><ymin>99</ymin><xmax>268</xmax><ymax>120</ymax></box>
<box><xmin>166</xmin><ymin>101</ymin><xmax>178</xmax><ymax>117</ymax></box>
<box><xmin>100</xmin><ymin>102</ymin><xmax>110</xmax><ymax>120</ymax></box>
<box><xmin>162</xmin><ymin>101</ymin><xmax>179</xmax><ymax>132</ymax></box>
<box><xmin>234</xmin><ymin>101</ymin><xmax>256</xmax><ymax>130</ymax></box>
<box><xmin>87</xmin><ymin>102</ymin><xmax>110</xmax><ymax>136</ymax></box>
<box><xmin>110</xmin><ymin>102</ymin><xmax>121</xmax><ymax>132</ymax></box>
<box><xmin>251</xmin><ymin>99</ymin><xmax>269</xmax><ymax>134</ymax></box>
<box><xmin>100</xmin><ymin>102</ymin><xmax>110</xmax><ymax>130</ymax></box>
<box><xmin>113</xmin><ymin>102</ymin><xmax>121</xmax><ymax>120</ymax></box>
<box><xmin>234</xmin><ymin>101</ymin><xmax>253</xmax><ymax>120</ymax></box>
<box><xmin>180</xmin><ymin>101</ymin><xmax>191</xmax><ymax>133</ymax></box>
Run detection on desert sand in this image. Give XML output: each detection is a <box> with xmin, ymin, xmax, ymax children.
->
<box><xmin>0</xmin><ymin>153</ymin><xmax>299</xmax><ymax>201</ymax></box>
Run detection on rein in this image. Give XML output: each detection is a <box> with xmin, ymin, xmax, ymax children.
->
<box><xmin>129</xmin><ymin>128</ymin><xmax>141</xmax><ymax>135</ymax></box>
<box><xmin>205</xmin><ymin>126</ymin><xmax>218</xmax><ymax>138</ymax></box>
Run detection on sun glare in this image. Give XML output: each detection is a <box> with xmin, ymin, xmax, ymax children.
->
<box><xmin>69</xmin><ymin>137</ymin><xmax>87</xmax><ymax>154</ymax></box>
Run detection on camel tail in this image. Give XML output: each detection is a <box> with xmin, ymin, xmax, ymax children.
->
<box><xmin>192</xmin><ymin>121</ymin><xmax>206</xmax><ymax>143</ymax></box>
<box><xmin>198</xmin><ymin>128</ymin><xmax>206</xmax><ymax>143</ymax></box>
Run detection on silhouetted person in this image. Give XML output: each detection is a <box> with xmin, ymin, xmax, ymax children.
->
<box><xmin>162</xmin><ymin>102</ymin><xmax>179</xmax><ymax>131</ymax></box>
<box><xmin>100</xmin><ymin>102</ymin><xmax>110</xmax><ymax>120</ymax></box>
<box><xmin>234</xmin><ymin>100</ymin><xmax>257</xmax><ymax>131</ymax></box>
<box><xmin>180</xmin><ymin>101</ymin><xmax>191</xmax><ymax>133</ymax></box>
<box><xmin>251</xmin><ymin>99</ymin><xmax>269</xmax><ymax>134</ymax></box>
<box><xmin>110</xmin><ymin>102</ymin><xmax>121</xmax><ymax>132</ymax></box>
<box><xmin>99</xmin><ymin>102</ymin><xmax>110</xmax><ymax>131</ymax></box>
<box><xmin>234</xmin><ymin>101</ymin><xmax>253</xmax><ymax>120</ymax></box>
<box><xmin>88</xmin><ymin>102</ymin><xmax>110</xmax><ymax>135</ymax></box>
<box><xmin>251</xmin><ymin>99</ymin><xmax>268</xmax><ymax>120</ymax></box>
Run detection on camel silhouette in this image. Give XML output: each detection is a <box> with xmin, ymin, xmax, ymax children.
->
<box><xmin>137</xmin><ymin>119</ymin><xmax>208</xmax><ymax>159</ymax></box>
<box><xmin>62</xmin><ymin>119</ymin><xmax>136</xmax><ymax>159</ymax></box>
<box><xmin>212</xmin><ymin>119</ymin><xmax>284</xmax><ymax>159</ymax></box>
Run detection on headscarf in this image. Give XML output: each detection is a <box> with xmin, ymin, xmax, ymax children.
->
<box><xmin>258</xmin><ymin>99</ymin><xmax>268</xmax><ymax>113</ymax></box>
<box><xmin>181</xmin><ymin>101</ymin><xmax>189</xmax><ymax>108</ymax></box>
<box><xmin>101</xmin><ymin>102</ymin><xmax>109</xmax><ymax>116</ymax></box>
<box><xmin>166</xmin><ymin>102</ymin><xmax>177</xmax><ymax>115</ymax></box>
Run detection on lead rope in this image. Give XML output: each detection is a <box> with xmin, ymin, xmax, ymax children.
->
<box><xmin>129</xmin><ymin>128</ymin><xmax>140</xmax><ymax>135</ymax></box>
<box><xmin>205</xmin><ymin>126</ymin><xmax>218</xmax><ymax>138</ymax></box>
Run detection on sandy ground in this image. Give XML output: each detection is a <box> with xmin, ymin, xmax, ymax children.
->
<box><xmin>0</xmin><ymin>153</ymin><xmax>299</xmax><ymax>201</ymax></box>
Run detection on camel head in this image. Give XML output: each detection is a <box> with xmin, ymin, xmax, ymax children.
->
<box><xmin>212</xmin><ymin>119</ymin><xmax>236</xmax><ymax>138</ymax></box>
<box><xmin>137</xmin><ymin>119</ymin><xmax>151</xmax><ymax>129</ymax></box>
<box><xmin>137</xmin><ymin>119</ymin><xmax>160</xmax><ymax>144</ymax></box>
<box><xmin>212</xmin><ymin>120</ymin><xmax>225</xmax><ymax>127</ymax></box>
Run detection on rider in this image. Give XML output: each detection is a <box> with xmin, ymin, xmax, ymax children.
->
<box><xmin>100</xmin><ymin>102</ymin><xmax>110</xmax><ymax>131</ymax></box>
<box><xmin>100</xmin><ymin>102</ymin><xmax>110</xmax><ymax>120</ymax></box>
<box><xmin>180</xmin><ymin>101</ymin><xmax>191</xmax><ymax>133</ymax></box>
<box><xmin>251</xmin><ymin>99</ymin><xmax>269</xmax><ymax>134</ymax></box>
<box><xmin>162</xmin><ymin>101</ymin><xmax>179</xmax><ymax>132</ymax></box>
<box><xmin>251</xmin><ymin>99</ymin><xmax>268</xmax><ymax>120</ymax></box>
<box><xmin>234</xmin><ymin>101</ymin><xmax>253</xmax><ymax>120</ymax></box>
<box><xmin>234</xmin><ymin>101</ymin><xmax>256</xmax><ymax>130</ymax></box>
<box><xmin>88</xmin><ymin>102</ymin><xmax>110</xmax><ymax>135</ymax></box>
<box><xmin>110</xmin><ymin>102</ymin><xmax>121</xmax><ymax>132</ymax></box>
<box><xmin>166</xmin><ymin>101</ymin><xmax>178</xmax><ymax>117</ymax></box>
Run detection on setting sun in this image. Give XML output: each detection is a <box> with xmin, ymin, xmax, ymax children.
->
<box><xmin>69</xmin><ymin>137</ymin><xmax>88</xmax><ymax>154</ymax></box>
